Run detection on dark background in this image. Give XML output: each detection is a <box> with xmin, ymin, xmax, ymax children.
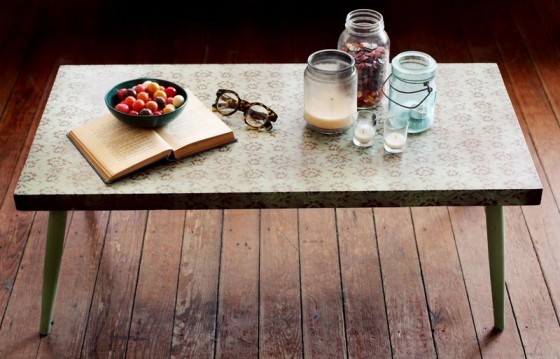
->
<box><xmin>10</xmin><ymin>0</ymin><xmax>461</xmax><ymax>65</ymax></box>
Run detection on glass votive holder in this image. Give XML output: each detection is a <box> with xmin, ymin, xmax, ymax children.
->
<box><xmin>352</xmin><ymin>110</ymin><xmax>377</xmax><ymax>147</ymax></box>
<box><xmin>383</xmin><ymin>116</ymin><xmax>409</xmax><ymax>153</ymax></box>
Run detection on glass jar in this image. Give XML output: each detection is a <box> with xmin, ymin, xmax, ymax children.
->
<box><xmin>303</xmin><ymin>49</ymin><xmax>357</xmax><ymax>134</ymax></box>
<box><xmin>385</xmin><ymin>51</ymin><xmax>437</xmax><ymax>133</ymax></box>
<box><xmin>338</xmin><ymin>9</ymin><xmax>390</xmax><ymax>109</ymax></box>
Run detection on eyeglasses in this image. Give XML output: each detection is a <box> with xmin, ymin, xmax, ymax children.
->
<box><xmin>212</xmin><ymin>89</ymin><xmax>278</xmax><ymax>131</ymax></box>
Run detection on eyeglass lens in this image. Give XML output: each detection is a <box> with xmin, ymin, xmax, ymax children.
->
<box><xmin>216</xmin><ymin>93</ymin><xmax>239</xmax><ymax>115</ymax></box>
<box><xmin>244</xmin><ymin>104</ymin><xmax>269</xmax><ymax>128</ymax></box>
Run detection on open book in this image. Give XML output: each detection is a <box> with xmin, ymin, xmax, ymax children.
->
<box><xmin>67</xmin><ymin>92</ymin><xmax>237</xmax><ymax>183</ymax></box>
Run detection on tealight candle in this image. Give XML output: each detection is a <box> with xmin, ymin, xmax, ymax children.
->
<box><xmin>354</xmin><ymin>124</ymin><xmax>375</xmax><ymax>143</ymax></box>
<box><xmin>383</xmin><ymin>116</ymin><xmax>409</xmax><ymax>154</ymax></box>
<box><xmin>352</xmin><ymin>109</ymin><xmax>377</xmax><ymax>147</ymax></box>
<box><xmin>384</xmin><ymin>132</ymin><xmax>406</xmax><ymax>149</ymax></box>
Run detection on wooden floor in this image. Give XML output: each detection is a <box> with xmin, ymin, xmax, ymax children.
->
<box><xmin>1</xmin><ymin>0</ymin><xmax>560</xmax><ymax>358</ymax></box>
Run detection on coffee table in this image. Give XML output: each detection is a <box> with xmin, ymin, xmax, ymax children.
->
<box><xmin>13</xmin><ymin>63</ymin><xmax>542</xmax><ymax>335</ymax></box>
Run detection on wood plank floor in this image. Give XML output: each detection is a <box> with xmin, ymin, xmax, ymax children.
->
<box><xmin>1</xmin><ymin>0</ymin><xmax>560</xmax><ymax>357</ymax></box>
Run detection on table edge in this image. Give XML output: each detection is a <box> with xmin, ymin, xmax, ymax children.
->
<box><xmin>13</xmin><ymin>187</ymin><xmax>543</xmax><ymax>211</ymax></box>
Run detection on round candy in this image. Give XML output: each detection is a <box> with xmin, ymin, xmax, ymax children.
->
<box><xmin>135</xmin><ymin>84</ymin><xmax>147</xmax><ymax>93</ymax></box>
<box><xmin>123</xmin><ymin>88</ymin><xmax>137</xmax><ymax>98</ymax></box>
<box><xmin>118</xmin><ymin>88</ymin><xmax>127</xmax><ymax>100</ymax></box>
<box><xmin>173</xmin><ymin>95</ymin><xmax>185</xmax><ymax>107</ymax></box>
<box><xmin>154</xmin><ymin>96</ymin><xmax>166</xmax><ymax>110</ymax></box>
<box><xmin>132</xmin><ymin>99</ymin><xmax>145</xmax><ymax>112</ymax></box>
<box><xmin>164</xmin><ymin>86</ymin><xmax>177</xmax><ymax>97</ymax></box>
<box><xmin>162</xmin><ymin>104</ymin><xmax>175</xmax><ymax>114</ymax></box>
<box><xmin>137</xmin><ymin>92</ymin><xmax>150</xmax><ymax>102</ymax></box>
<box><xmin>115</xmin><ymin>103</ymin><xmax>130</xmax><ymax>113</ymax></box>
<box><xmin>145</xmin><ymin>100</ymin><xmax>158</xmax><ymax>112</ymax></box>
<box><xmin>139</xmin><ymin>108</ymin><xmax>153</xmax><ymax>116</ymax></box>
<box><xmin>146</xmin><ymin>82</ymin><xmax>160</xmax><ymax>94</ymax></box>
<box><xmin>123</xmin><ymin>96</ymin><xmax>136</xmax><ymax>107</ymax></box>
<box><xmin>153</xmin><ymin>89</ymin><xmax>167</xmax><ymax>100</ymax></box>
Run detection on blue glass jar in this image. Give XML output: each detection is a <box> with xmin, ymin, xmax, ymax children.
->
<box><xmin>385</xmin><ymin>51</ymin><xmax>437</xmax><ymax>133</ymax></box>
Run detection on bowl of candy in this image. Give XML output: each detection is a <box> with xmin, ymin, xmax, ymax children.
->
<box><xmin>105</xmin><ymin>78</ymin><xmax>188</xmax><ymax>128</ymax></box>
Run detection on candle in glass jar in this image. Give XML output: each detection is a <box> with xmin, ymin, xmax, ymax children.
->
<box><xmin>304</xmin><ymin>49</ymin><xmax>357</xmax><ymax>134</ymax></box>
<box><xmin>352</xmin><ymin>109</ymin><xmax>377</xmax><ymax>147</ymax></box>
<box><xmin>383</xmin><ymin>116</ymin><xmax>409</xmax><ymax>153</ymax></box>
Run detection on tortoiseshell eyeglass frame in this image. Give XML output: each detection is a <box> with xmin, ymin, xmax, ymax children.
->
<box><xmin>212</xmin><ymin>89</ymin><xmax>278</xmax><ymax>131</ymax></box>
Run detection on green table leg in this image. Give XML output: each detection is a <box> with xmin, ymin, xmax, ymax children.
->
<box><xmin>39</xmin><ymin>210</ymin><xmax>68</xmax><ymax>336</ymax></box>
<box><xmin>485</xmin><ymin>205</ymin><xmax>505</xmax><ymax>331</ymax></box>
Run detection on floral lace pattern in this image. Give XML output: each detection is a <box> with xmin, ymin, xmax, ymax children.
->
<box><xmin>14</xmin><ymin>63</ymin><xmax>542</xmax><ymax>210</ymax></box>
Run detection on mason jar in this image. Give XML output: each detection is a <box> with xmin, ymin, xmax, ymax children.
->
<box><xmin>385</xmin><ymin>51</ymin><xmax>437</xmax><ymax>133</ymax></box>
<box><xmin>304</xmin><ymin>49</ymin><xmax>357</xmax><ymax>134</ymax></box>
<box><xmin>338</xmin><ymin>9</ymin><xmax>390</xmax><ymax>109</ymax></box>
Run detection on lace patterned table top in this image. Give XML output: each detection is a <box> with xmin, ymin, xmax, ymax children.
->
<box><xmin>14</xmin><ymin>63</ymin><xmax>542</xmax><ymax>210</ymax></box>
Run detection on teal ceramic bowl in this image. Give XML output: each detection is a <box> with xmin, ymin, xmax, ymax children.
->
<box><xmin>105</xmin><ymin>77</ymin><xmax>188</xmax><ymax>128</ymax></box>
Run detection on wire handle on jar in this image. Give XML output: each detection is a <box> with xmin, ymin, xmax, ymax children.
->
<box><xmin>381</xmin><ymin>73</ymin><xmax>434</xmax><ymax>109</ymax></box>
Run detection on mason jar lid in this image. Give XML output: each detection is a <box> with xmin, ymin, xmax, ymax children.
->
<box><xmin>391</xmin><ymin>51</ymin><xmax>437</xmax><ymax>82</ymax></box>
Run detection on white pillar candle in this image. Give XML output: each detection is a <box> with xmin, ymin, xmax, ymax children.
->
<box><xmin>304</xmin><ymin>96</ymin><xmax>355</xmax><ymax>130</ymax></box>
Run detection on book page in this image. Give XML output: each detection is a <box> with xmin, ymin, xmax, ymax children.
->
<box><xmin>68</xmin><ymin>114</ymin><xmax>172</xmax><ymax>181</ymax></box>
<box><xmin>156</xmin><ymin>90</ymin><xmax>236</xmax><ymax>158</ymax></box>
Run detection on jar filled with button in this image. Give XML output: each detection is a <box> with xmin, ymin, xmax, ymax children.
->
<box><xmin>338</xmin><ymin>9</ymin><xmax>390</xmax><ymax>109</ymax></box>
